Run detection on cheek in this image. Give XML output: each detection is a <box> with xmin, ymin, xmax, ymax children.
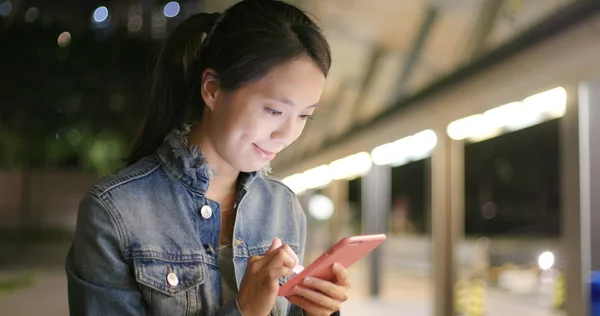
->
<box><xmin>231</xmin><ymin>114</ymin><xmax>275</xmax><ymax>141</ymax></box>
<box><xmin>218</xmin><ymin>104</ymin><xmax>252</xmax><ymax>134</ymax></box>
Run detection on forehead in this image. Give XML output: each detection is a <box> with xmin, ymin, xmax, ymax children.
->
<box><xmin>240</xmin><ymin>57</ymin><xmax>326</xmax><ymax>107</ymax></box>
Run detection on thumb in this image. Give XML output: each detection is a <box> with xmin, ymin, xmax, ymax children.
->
<box><xmin>266</xmin><ymin>237</ymin><xmax>283</xmax><ymax>254</ymax></box>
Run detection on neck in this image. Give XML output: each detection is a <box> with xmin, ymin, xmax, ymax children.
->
<box><xmin>187</xmin><ymin>122</ymin><xmax>239</xmax><ymax>201</ymax></box>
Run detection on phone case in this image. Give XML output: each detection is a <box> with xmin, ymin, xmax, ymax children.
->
<box><xmin>278</xmin><ymin>234</ymin><xmax>386</xmax><ymax>296</ymax></box>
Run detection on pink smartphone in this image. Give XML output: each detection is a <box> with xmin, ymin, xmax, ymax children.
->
<box><xmin>278</xmin><ymin>234</ymin><xmax>387</xmax><ymax>297</ymax></box>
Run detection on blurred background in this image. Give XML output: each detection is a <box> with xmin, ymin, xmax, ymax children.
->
<box><xmin>2</xmin><ymin>0</ymin><xmax>600</xmax><ymax>315</ymax></box>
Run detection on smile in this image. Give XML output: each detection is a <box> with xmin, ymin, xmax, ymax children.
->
<box><xmin>253</xmin><ymin>144</ymin><xmax>277</xmax><ymax>160</ymax></box>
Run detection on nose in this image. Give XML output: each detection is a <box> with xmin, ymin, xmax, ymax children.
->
<box><xmin>271</xmin><ymin>117</ymin><xmax>302</xmax><ymax>147</ymax></box>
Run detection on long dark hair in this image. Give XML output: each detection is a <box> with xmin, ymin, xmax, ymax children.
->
<box><xmin>126</xmin><ymin>0</ymin><xmax>332</xmax><ymax>165</ymax></box>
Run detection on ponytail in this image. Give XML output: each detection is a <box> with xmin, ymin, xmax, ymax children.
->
<box><xmin>126</xmin><ymin>13</ymin><xmax>220</xmax><ymax>166</ymax></box>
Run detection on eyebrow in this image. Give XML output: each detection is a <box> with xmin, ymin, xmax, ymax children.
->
<box><xmin>269</xmin><ymin>97</ymin><xmax>318</xmax><ymax>109</ymax></box>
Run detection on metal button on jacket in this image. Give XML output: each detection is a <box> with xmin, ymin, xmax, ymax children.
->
<box><xmin>200</xmin><ymin>205</ymin><xmax>213</xmax><ymax>219</ymax></box>
<box><xmin>167</xmin><ymin>272</ymin><xmax>179</xmax><ymax>287</ymax></box>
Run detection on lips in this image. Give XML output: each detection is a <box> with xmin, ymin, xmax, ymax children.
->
<box><xmin>253</xmin><ymin>144</ymin><xmax>277</xmax><ymax>160</ymax></box>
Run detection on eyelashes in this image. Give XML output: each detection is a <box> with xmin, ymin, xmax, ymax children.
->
<box><xmin>265</xmin><ymin>107</ymin><xmax>313</xmax><ymax>120</ymax></box>
<box><xmin>265</xmin><ymin>108</ymin><xmax>283</xmax><ymax>116</ymax></box>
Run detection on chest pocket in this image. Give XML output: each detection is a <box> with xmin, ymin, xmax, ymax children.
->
<box><xmin>133</xmin><ymin>256</ymin><xmax>205</xmax><ymax>316</ymax></box>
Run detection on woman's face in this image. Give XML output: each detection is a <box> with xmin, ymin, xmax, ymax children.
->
<box><xmin>202</xmin><ymin>57</ymin><xmax>326</xmax><ymax>173</ymax></box>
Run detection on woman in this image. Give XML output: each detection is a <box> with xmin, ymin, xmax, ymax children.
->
<box><xmin>65</xmin><ymin>0</ymin><xmax>350</xmax><ymax>315</ymax></box>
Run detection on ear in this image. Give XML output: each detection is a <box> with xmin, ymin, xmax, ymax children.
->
<box><xmin>200</xmin><ymin>68</ymin><xmax>221</xmax><ymax>111</ymax></box>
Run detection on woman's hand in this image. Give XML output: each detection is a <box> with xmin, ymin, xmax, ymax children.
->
<box><xmin>287</xmin><ymin>263</ymin><xmax>351</xmax><ymax>316</ymax></box>
<box><xmin>236</xmin><ymin>238</ymin><xmax>299</xmax><ymax>316</ymax></box>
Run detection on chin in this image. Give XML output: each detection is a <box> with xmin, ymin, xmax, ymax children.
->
<box><xmin>234</xmin><ymin>160</ymin><xmax>268</xmax><ymax>173</ymax></box>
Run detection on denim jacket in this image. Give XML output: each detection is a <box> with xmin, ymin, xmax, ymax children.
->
<box><xmin>65</xmin><ymin>128</ymin><xmax>307</xmax><ymax>316</ymax></box>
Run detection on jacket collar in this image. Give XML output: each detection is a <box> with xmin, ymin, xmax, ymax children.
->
<box><xmin>155</xmin><ymin>125</ymin><xmax>262</xmax><ymax>194</ymax></box>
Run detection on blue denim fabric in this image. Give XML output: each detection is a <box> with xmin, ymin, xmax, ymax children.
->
<box><xmin>65</xmin><ymin>128</ymin><xmax>307</xmax><ymax>316</ymax></box>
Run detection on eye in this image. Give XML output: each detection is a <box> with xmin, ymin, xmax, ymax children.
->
<box><xmin>300</xmin><ymin>114</ymin><xmax>314</xmax><ymax>121</ymax></box>
<box><xmin>265</xmin><ymin>107</ymin><xmax>283</xmax><ymax>116</ymax></box>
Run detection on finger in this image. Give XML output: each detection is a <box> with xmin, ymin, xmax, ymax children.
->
<box><xmin>285</xmin><ymin>246</ymin><xmax>300</xmax><ymax>267</ymax></box>
<box><xmin>292</xmin><ymin>285</ymin><xmax>341</xmax><ymax>312</ymax></box>
<box><xmin>266</xmin><ymin>266</ymin><xmax>294</xmax><ymax>280</ymax></box>
<box><xmin>303</xmin><ymin>276</ymin><xmax>349</xmax><ymax>302</ymax></box>
<box><xmin>247</xmin><ymin>255</ymin><xmax>265</xmax><ymax>271</ymax></box>
<box><xmin>287</xmin><ymin>294</ymin><xmax>336</xmax><ymax>316</ymax></box>
<box><xmin>333</xmin><ymin>263</ymin><xmax>351</xmax><ymax>287</ymax></box>
<box><xmin>266</xmin><ymin>238</ymin><xmax>283</xmax><ymax>254</ymax></box>
<box><xmin>264</xmin><ymin>245</ymin><xmax>296</xmax><ymax>268</ymax></box>
<box><xmin>265</xmin><ymin>239</ymin><xmax>299</xmax><ymax>267</ymax></box>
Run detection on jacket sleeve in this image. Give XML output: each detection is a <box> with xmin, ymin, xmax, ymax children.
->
<box><xmin>65</xmin><ymin>193</ymin><xmax>146</xmax><ymax>316</ymax></box>
<box><xmin>218</xmin><ymin>298</ymin><xmax>244</xmax><ymax>316</ymax></box>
